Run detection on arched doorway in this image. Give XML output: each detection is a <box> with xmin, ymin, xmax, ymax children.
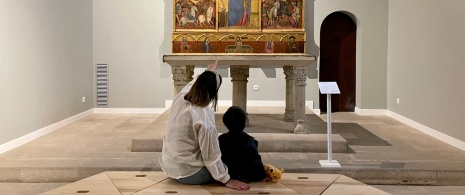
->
<box><xmin>319</xmin><ymin>12</ymin><xmax>356</xmax><ymax>112</ymax></box>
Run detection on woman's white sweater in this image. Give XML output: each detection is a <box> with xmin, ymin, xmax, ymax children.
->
<box><xmin>159</xmin><ymin>77</ymin><xmax>230</xmax><ymax>184</ymax></box>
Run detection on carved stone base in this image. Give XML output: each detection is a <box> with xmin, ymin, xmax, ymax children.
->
<box><xmin>294</xmin><ymin>119</ymin><xmax>309</xmax><ymax>134</ymax></box>
<box><xmin>284</xmin><ymin>109</ymin><xmax>295</xmax><ymax>122</ymax></box>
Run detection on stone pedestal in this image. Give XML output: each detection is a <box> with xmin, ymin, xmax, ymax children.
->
<box><xmin>293</xmin><ymin>66</ymin><xmax>308</xmax><ymax>134</ymax></box>
<box><xmin>164</xmin><ymin>54</ymin><xmax>316</xmax><ymax>134</ymax></box>
<box><xmin>230</xmin><ymin>65</ymin><xmax>250</xmax><ymax>113</ymax></box>
<box><xmin>171</xmin><ymin>65</ymin><xmax>194</xmax><ymax>95</ymax></box>
<box><xmin>283</xmin><ymin>66</ymin><xmax>295</xmax><ymax>122</ymax></box>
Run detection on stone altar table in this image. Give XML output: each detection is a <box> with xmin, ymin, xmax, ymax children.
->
<box><xmin>163</xmin><ymin>54</ymin><xmax>316</xmax><ymax>134</ymax></box>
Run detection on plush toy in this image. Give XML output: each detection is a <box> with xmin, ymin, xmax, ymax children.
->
<box><xmin>262</xmin><ymin>164</ymin><xmax>284</xmax><ymax>182</ymax></box>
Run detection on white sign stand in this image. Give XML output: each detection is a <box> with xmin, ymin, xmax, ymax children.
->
<box><xmin>318</xmin><ymin>82</ymin><xmax>342</xmax><ymax>168</ymax></box>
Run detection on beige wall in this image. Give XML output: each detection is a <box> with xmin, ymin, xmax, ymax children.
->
<box><xmin>93</xmin><ymin>0</ymin><xmax>172</xmax><ymax>108</ymax></box>
<box><xmin>387</xmin><ymin>0</ymin><xmax>465</xmax><ymax>142</ymax></box>
<box><xmin>314</xmin><ymin>0</ymin><xmax>389</xmax><ymax>109</ymax></box>
<box><xmin>0</xmin><ymin>0</ymin><xmax>93</xmax><ymax>145</ymax></box>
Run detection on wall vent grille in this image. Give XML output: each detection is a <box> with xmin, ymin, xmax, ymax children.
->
<box><xmin>96</xmin><ymin>64</ymin><xmax>108</xmax><ymax>107</ymax></box>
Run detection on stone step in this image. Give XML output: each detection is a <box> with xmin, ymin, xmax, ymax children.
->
<box><xmin>41</xmin><ymin>172</ymin><xmax>391</xmax><ymax>195</ymax></box>
<box><xmin>2</xmin><ymin>164</ymin><xmax>465</xmax><ymax>186</ymax></box>
<box><xmin>132</xmin><ymin>133</ymin><xmax>347</xmax><ymax>153</ymax></box>
<box><xmin>131</xmin><ymin>108</ymin><xmax>348</xmax><ymax>153</ymax></box>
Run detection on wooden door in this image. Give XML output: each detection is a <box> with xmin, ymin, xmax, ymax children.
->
<box><xmin>319</xmin><ymin>12</ymin><xmax>356</xmax><ymax>112</ymax></box>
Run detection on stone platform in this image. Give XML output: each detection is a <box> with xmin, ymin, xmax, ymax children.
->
<box><xmin>41</xmin><ymin>171</ymin><xmax>389</xmax><ymax>195</ymax></box>
<box><xmin>2</xmin><ymin>107</ymin><xmax>465</xmax><ymax>186</ymax></box>
<box><xmin>131</xmin><ymin>109</ymin><xmax>348</xmax><ymax>153</ymax></box>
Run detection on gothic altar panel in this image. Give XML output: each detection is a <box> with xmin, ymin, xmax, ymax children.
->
<box><xmin>173</xmin><ymin>0</ymin><xmax>306</xmax><ymax>54</ymax></box>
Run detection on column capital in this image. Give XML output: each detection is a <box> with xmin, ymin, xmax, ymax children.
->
<box><xmin>172</xmin><ymin>65</ymin><xmax>194</xmax><ymax>85</ymax></box>
<box><xmin>293</xmin><ymin>66</ymin><xmax>307</xmax><ymax>85</ymax></box>
<box><xmin>230</xmin><ymin>65</ymin><xmax>250</xmax><ymax>82</ymax></box>
<box><xmin>283</xmin><ymin>66</ymin><xmax>296</xmax><ymax>80</ymax></box>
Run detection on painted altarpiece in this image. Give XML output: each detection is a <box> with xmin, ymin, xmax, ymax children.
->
<box><xmin>173</xmin><ymin>0</ymin><xmax>306</xmax><ymax>54</ymax></box>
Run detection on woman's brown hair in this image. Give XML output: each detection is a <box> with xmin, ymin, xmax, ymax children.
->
<box><xmin>184</xmin><ymin>71</ymin><xmax>222</xmax><ymax>111</ymax></box>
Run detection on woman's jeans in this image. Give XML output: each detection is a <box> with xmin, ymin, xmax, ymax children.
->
<box><xmin>175</xmin><ymin>167</ymin><xmax>214</xmax><ymax>185</ymax></box>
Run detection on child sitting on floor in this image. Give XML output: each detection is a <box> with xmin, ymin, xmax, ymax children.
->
<box><xmin>219</xmin><ymin>106</ymin><xmax>266</xmax><ymax>182</ymax></box>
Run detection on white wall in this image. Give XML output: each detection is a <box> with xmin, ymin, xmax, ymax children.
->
<box><xmin>93</xmin><ymin>0</ymin><xmax>171</xmax><ymax>108</ymax></box>
<box><xmin>0</xmin><ymin>0</ymin><xmax>93</xmax><ymax>145</ymax></box>
<box><xmin>314</xmin><ymin>0</ymin><xmax>389</xmax><ymax>109</ymax></box>
<box><xmin>387</xmin><ymin>0</ymin><xmax>465</xmax><ymax>142</ymax></box>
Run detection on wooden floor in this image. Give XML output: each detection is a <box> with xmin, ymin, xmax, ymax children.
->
<box><xmin>41</xmin><ymin>171</ymin><xmax>389</xmax><ymax>195</ymax></box>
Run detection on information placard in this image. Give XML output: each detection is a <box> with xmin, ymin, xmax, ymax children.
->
<box><xmin>318</xmin><ymin>82</ymin><xmax>341</xmax><ymax>94</ymax></box>
<box><xmin>318</xmin><ymin>81</ymin><xmax>341</xmax><ymax>167</ymax></box>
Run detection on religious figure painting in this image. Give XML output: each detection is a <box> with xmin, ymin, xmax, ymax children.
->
<box><xmin>174</xmin><ymin>0</ymin><xmax>217</xmax><ymax>31</ymax></box>
<box><xmin>261</xmin><ymin>0</ymin><xmax>304</xmax><ymax>31</ymax></box>
<box><xmin>218</xmin><ymin>0</ymin><xmax>260</xmax><ymax>31</ymax></box>
<box><xmin>264</xmin><ymin>37</ymin><xmax>274</xmax><ymax>53</ymax></box>
<box><xmin>201</xmin><ymin>36</ymin><xmax>213</xmax><ymax>53</ymax></box>
<box><xmin>179</xmin><ymin>36</ymin><xmax>192</xmax><ymax>53</ymax></box>
<box><xmin>285</xmin><ymin>35</ymin><xmax>299</xmax><ymax>53</ymax></box>
<box><xmin>172</xmin><ymin>33</ymin><xmax>305</xmax><ymax>54</ymax></box>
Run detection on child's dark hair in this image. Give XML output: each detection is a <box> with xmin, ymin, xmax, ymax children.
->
<box><xmin>184</xmin><ymin>71</ymin><xmax>222</xmax><ymax>111</ymax></box>
<box><xmin>222</xmin><ymin>106</ymin><xmax>246</xmax><ymax>133</ymax></box>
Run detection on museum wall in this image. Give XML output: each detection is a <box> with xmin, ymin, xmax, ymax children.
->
<box><xmin>93</xmin><ymin>0</ymin><xmax>171</xmax><ymax>108</ymax></box>
<box><xmin>93</xmin><ymin>0</ymin><xmax>390</xmax><ymax>111</ymax></box>
<box><xmin>314</xmin><ymin>0</ymin><xmax>389</xmax><ymax>110</ymax></box>
<box><xmin>2</xmin><ymin>0</ymin><xmax>463</xmax><ymax>148</ymax></box>
<box><xmin>387</xmin><ymin>0</ymin><xmax>465</xmax><ymax>142</ymax></box>
<box><xmin>93</xmin><ymin>0</ymin><xmax>317</xmax><ymax>109</ymax></box>
<box><xmin>0</xmin><ymin>0</ymin><xmax>93</xmax><ymax>145</ymax></box>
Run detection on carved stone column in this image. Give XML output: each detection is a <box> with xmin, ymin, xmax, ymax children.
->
<box><xmin>283</xmin><ymin>66</ymin><xmax>295</xmax><ymax>122</ymax></box>
<box><xmin>293</xmin><ymin>66</ymin><xmax>308</xmax><ymax>134</ymax></box>
<box><xmin>171</xmin><ymin>65</ymin><xmax>194</xmax><ymax>95</ymax></box>
<box><xmin>230</xmin><ymin>65</ymin><xmax>250</xmax><ymax>114</ymax></box>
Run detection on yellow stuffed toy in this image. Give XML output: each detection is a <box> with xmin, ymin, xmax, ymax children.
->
<box><xmin>262</xmin><ymin>164</ymin><xmax>284</xmax><ymax>182</ymax></box>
